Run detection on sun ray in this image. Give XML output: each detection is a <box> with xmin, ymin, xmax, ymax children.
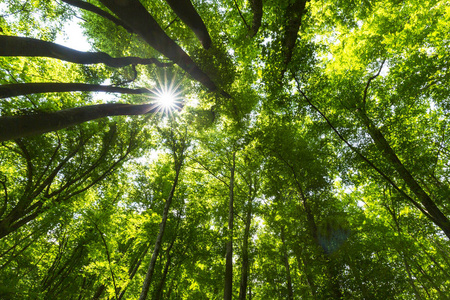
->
<box><xmin>146</xmin><ymin>70</ymin><xmax>184</xmax><ymax>116</ymax></box>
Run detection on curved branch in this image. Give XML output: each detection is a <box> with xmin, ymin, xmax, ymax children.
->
<box><xmin>61</xmin><ymin>0</ymin><xmax>133</xmax><ymax>33</ymax></box>
<box><xmin>362</xmin><ymin>59</ymin><xmax>386</xmax><ymax>109</ymax></box>
<box><xmin>99</xmin><ymin>0</ymin><xmax>217</xmax><ymax>91</ymax></box>
<box><xmin>90</xmin><ymin>218</ymin><xmax>119</xmax><ymax>300</ymax></box>
<box><xmin>232</xmin><ymin>0</ymin><xmax>250</xmax><ymax>31</ymax></box>
<box><xmin>163</xmin><ymin>0</ymin><xmax>212</xmax><ymax>49</ymax></box>
<box><xmin>0</xmin><ymin>35</ymin><xmax>172</xmax><ymax>68</ymax></box>
<box><xmin>0</xmin><ymin>82</ymin><xmax>154</xmax><ymax>99</ymax></box>
<box><xmin>0</xmin><ymin>103</ymin><xmax>159</xmax><ymax>142</ymax></box>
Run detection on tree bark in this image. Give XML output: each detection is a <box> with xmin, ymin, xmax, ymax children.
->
<box><xmin>0</xmin><ymin>103</ymin><xmax>157</xmax><ymax>142</ymax></box>
<box><xmin>0</xmin><ymin>82</ymin><xmax>153</xmax><ymax>99</ymax></box>
<box><xmin>163</xmin><ymin>0</ymin><xmax>212</xmax><ymax>49</ymax></box>
<box><xmin>0</xmin><ymin>35</ymin><xmax>171</xmax><ymax>68</ymax></box>
<box><xmin>139</xmin><ymin>163</ymin><xmax>183</xmax><ymax>300</ymax></box>
<box><xmin>98</xmin><ymin>0</ymin><xmax>217</xmax><ymax>91</ymax></box>
<box><xmin>224</xmin><ymin>151</ymin><xmax>236</xmax><ymax>300</ymax></box>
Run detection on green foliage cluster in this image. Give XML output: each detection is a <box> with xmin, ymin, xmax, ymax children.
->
<box><xmin>1</xmin><ymin>0</ymin><xmax>450</xmax><ymax>299</ymax></box>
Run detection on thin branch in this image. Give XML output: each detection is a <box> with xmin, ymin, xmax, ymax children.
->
<box><xmin>90</xmin><ymin>218</ymin><xmax>119</xmax><ymax>300</ymax></box>
<box><xmin>61</xmin><ymin>0</ymin><xmax>134</xmax><ymax>33</ymax></box>
<box><xmin>163</xmin><ymin>17</ymin><xmax>179</xmax><ymax>31</ymax></box>
<box><xmin>362</xmin><ymin>59</ymin><xmax>386</xmax><ymax>109</ymax></box>
<box><xmin>233</xmin><ymin>0</ymin><xmax>250</xmax><ymax>30</ymax></box>
<box><xmin>0</xmin><ymin>0</ymin><xmax>29</xmax><ymax>18</ymax></box>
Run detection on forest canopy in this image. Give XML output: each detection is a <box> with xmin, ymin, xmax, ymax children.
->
<box><xmin>1</xmin><ymin>0</ymin><xmax>450</xmax><ymax>299</ymax></box>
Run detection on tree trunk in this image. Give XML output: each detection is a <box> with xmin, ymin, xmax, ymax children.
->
<box><xmin>281</xmin><ymin>0</ymin><xmax>308</xmax><ymax>77</ymax></box>
<box><xmin>358</xmin><ymin>111</ymin><xmax>450</xmax><ymax>239</ymax></box>
<box><xmin>163</xmin><ymin>0</ymin><xmax>211</xmax><ymax>49</ymax></box>
<box><xmin>118</xmin><ymin>243</ymin><xmax>152</xmax><ymax>300</ymax></box>
<box><xmin>0</xmin><ymin>103</ymin><xmax>157</xmax><ymax>142</ymax></box>
<box><xmin>249</xmin><ymin>0</ymin><xmax>263</xmax><ymax>37</ymax></box>
<box><xmin>0</xmin><ymin>82</ymin><xmax>153</xmax><ymax>99</ymax></box>
<box><xmin>224</xmin><ymin>151</ymin><xmax>236</xmax><ymax>300</ymax></box>
<box><xmin>139</xmin><ymin>163</ymin><xmax>182</xmax><ymax>300</ymax></box>
<box><xmin>153</xmin><ymin>247</ymin><xmax>173</xmax><ymax>300</ymax></box>
<box><xmin>0</xmin><ymin>35</ymin><xmax>170</xmax><ymax>68</ymax></box>
<box><xmin>295</xmin><ymin>249</ymin><xmax>317</xmax><ymax>298</ymax></box>
<box><xmin>238</xmin><ymin>198</ymin><xmax>253</xmax><ymax>300</ymax></box>
<box><xmin>98</xmin><ymin>0</ymin><xmax>217</xmax><ymax>91</ymax></box>
<box><xmin>280</xmin><ymin>227</ymin><xmax>294</xmax><ymax>300</ymax></box>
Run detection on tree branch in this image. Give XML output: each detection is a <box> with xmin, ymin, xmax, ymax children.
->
<box><xmin>0</xmin><ymin>82</ymin><xmax>154</xmax><ymax>99</ymax></box>
<box><xmin>61</xmin><ymin>0</ymin><xmax>133</xmax><ymax>33</ymax></box>
<box><xmin>163</xmin><ymin>0</ymin><xmax>212</xmax><ymax>49</ymax></box>
<box><xmin>0</xmin><ymin>103</ymin><xmax>159</xmax><ymax>142</ymax></box>
<box><xmin>0</xmin><ymin>35</ymin><xmax>172</xmax><ymax>68</ymax></box>
<box><xmin>362</xmin><ymin>59</ymin><xmax>386</xmax><ymax>109</ymax></box>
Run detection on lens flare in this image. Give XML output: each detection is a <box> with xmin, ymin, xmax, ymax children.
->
<box><xmin>149</xmin><ymin>71</ymin><xmax>183</xmax><ymax>116</ymax></box>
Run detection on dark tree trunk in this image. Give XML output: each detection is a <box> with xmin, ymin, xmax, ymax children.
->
<box><xmin>0</xmin><ymin>35</ymin><xmax>171</xmax><ymax>68</ymax></box>
<box><xmin>295</xmin><ymin>251</ymin><xmax>317</xmax><ymax>298</ymax></box>
<box><xmin>163</xmin><ymin>0</ymin><xmax>212</xmax><ymax>49</ymax></box>
<box><xmin>118</xmin><ymin>243</ymin><xmax>152</xmax><ymax>300</ymax></box>
<box><xmin>249</xmin><ymin>0</ymin><xmax>263</xmax><ymax>37</ymax></box>
<box><xmin>98</xmin><ymin>0</ymin><xmax>217</xmax><ymax>91</ymax></box>
<box><xmin>224</xmin><ymin>151</ymin><xmax>236</xmax><ymax>300</ymax></box>
<box><xmin>0</xmin><ymin>82</ymin><xmax>153</xmax><ymax>99</ymax></box>
<box><xmin>238</xmin><ymin>198</ymin><xmax>253</xmax><ymax>300</ymax></box>
<box><xmin>281</xmin><ymin>0</ymin><xmax>308</xmax><ymax>77</ymax></box>
<box><xmin>281</xmin><ymin>227</ymin><xmax>294</xmax><ymax>300</ymax></box>
<box><xmin>0</xmin><ymin>103</ymin><xmax>157</xmax><ymax>142</ymax></box>
<box><xmin>139</xmin><ymin>161</ymin><xmax>184</xmax><ymax>300</ymax></box>
<box><xmin>154</xmin><ymin>241</ymin><xmax>175</xmax><ymax>300</ymax></box>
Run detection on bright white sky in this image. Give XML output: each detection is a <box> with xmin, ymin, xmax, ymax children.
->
<box><xmin>55</xmin><ymin>18</ymin><xmax>91</xmax><ymax>52</ymax></box>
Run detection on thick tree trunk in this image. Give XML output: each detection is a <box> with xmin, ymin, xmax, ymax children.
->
<box><xmin>281</xmin><ymin>0</ymin><xmax>308</xmax><ymax>76</ymax></box>
<box><xmin>163</xmin><ymin>0</ymin><xmax>211</xmax><ymax>49</ymax></box>
<box><xmin>0</xmin><ymin>103</ymin><xmax>157</xmax><ymax>142</ymax></box>
<box><xmin>358</xmin><ymin>111</ymin><xmax>450</xmax><ymax>239</ymax></box>
<box><xmin>0</xmin><ymin>35</ymin><xmax>170</xmax><ymax>68</ymax></box>
<box><xmin>154</xmin><ymin>242</ymin><xmax>175</xmax><ymax>300</ymax></box>
<box><xmin>238</xmin><ymin>198</ymin><xmax>253</xmax><ymax>300</ymax></box>
<box><xmin>98</xmin><ymin>0</ymin><xmax>217</xmax><ymax>91</ymax></box>
<box><xmin>280</xmin><ymin>227</ymin><xmax>294</xmax><ymax>300</ymax></box>
<box><xmin>224</xmin><ymin>151</ymin><xmax>236</xmax><ymax>300</ymax></box>
<box><xmin>139</xmin><ymin>164</ymin><xmax>182</xmax><ymax>300</ymax></box>
<box><xmin>0</xmin><ymin>82</ymin><xmax>153</xmax><ymax>99</ymax></box>
<box><xmin>249</xmin><ymin>0</ymin><xmax>263</xmax><ymax>37</ymax></box>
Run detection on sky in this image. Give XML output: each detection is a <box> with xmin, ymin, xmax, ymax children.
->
<box><xmin>55</xmin><ymin>18</ymin><xmax>91</xmax><ymax>52</ymax></box>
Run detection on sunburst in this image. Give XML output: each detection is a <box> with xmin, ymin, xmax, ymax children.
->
<box><xmin>149</xmin><ymin>71</ymin><xmax>184</xmax><ymax>116</ymax></box>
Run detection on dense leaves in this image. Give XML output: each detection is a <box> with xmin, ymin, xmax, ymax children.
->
<box><xmin>1</xmin><ymin>0</ymin><xmax>450</xmax><ymax>299</ymax></box>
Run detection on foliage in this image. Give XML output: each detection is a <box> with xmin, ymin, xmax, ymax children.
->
<box><xmin>1</xmin><ymin>0</ymin><xmax>450</xmax><ymax>299</ymax></box>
